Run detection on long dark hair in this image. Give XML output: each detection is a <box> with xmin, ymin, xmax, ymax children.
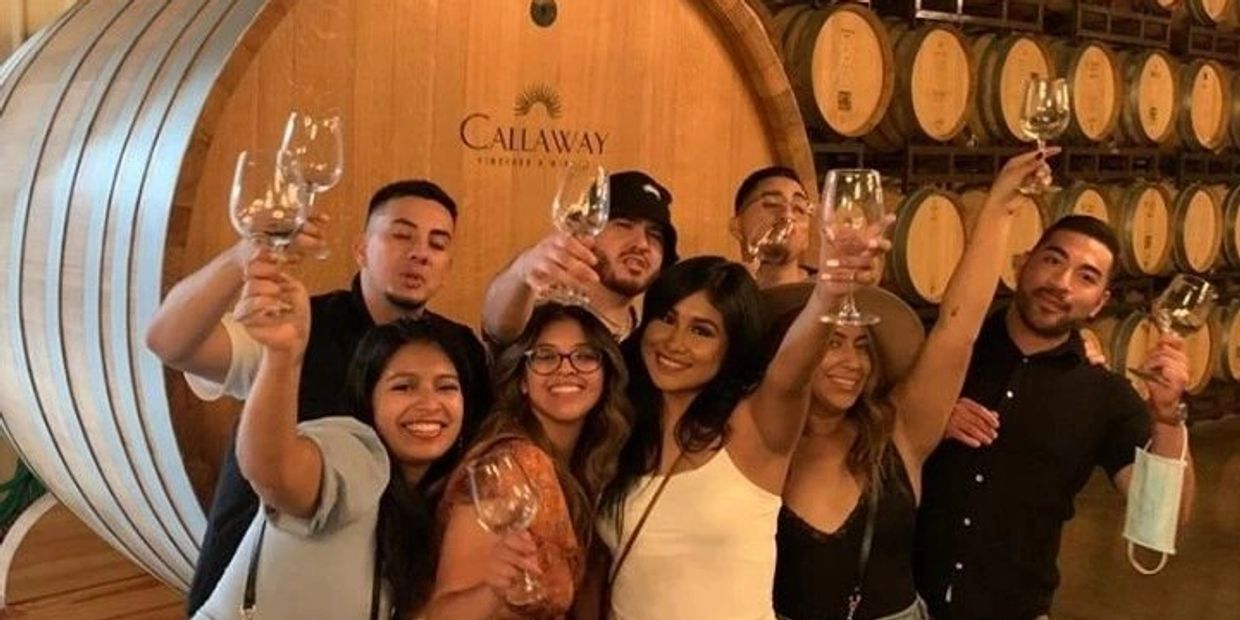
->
<box><xmin>475</xmin><ymin>304</ymin><xmax>633</xmax><ymax>546</ymax></box>
<box><xmin>344</xmin><ymin>318</ymin><xmax>485</xmax><ymax>620</ymax></box>
<box><xmin>600</xmin><ymin>256</ymin><xmax>765</xmax><ymax>519</ymax></box>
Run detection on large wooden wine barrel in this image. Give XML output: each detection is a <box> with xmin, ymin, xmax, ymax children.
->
<box><xmin>959</xmin><ymin>187</ymin><xmax>1045</xmax><ymax>291</ymax></box>
<box><xmin>884</xmin><ymin>187</ymin><xmax>966</xmax><ymax>305</ymax></box>
<box><xmin>1090</xmin><ymin>312</ymin><xmax>1156</xmax><ymax>399</ymax></box>
<box><xmin>1210</xmin><ymin>303</ymin><xmax>1240</xmax><ymax>382</ymax></box>
<box><xmin>1170</xmin><ymin>183</ymin><xmax>1224</xmax><ymax>273</ymax></box>
<box><xmin>1045</xmin><ymin>182</ymin><xmax>1111</xmax><ymax>225</ymax></box>
<box><xmin>1107</xmin><ymin>182</ymin><xmax>1172</xmax><ymax>277</ymax></box>
<box><xmin>864</xmin><ymin>21</ymin><xmax>973</xmax><ymax>151</ymax></box>
<box><xmin>1220</xmin><ymin>185</ymin><xmax>1240</xmax><ymax>268</ymax></box>
<box><xmin>0</xmin><ymin>0</ymin><xmax>814</xmax><ymax>589</ymax></box>
<box><xmin>1178</xmin><ymin>59</ymin><xmax>1231</xmax><ymax>151</ymax></box>
<box><xmin>1116</xmin><ymin>49</ymin><xmax>1179</xmax><ymax>146</ymax></box>
<box><xmin>1051</xmin><ymin>40</ymin><xmax>1122</xmax><ymax>143</ymax></box>
<box><xmin>1185</xmin><ymin>0</ymin><xmax>1235</xmax><ymax>25</ymax></box>
<box><xmin>772</xmin><ymin>3</ymin><xmax>894</xmax><ymax>138</ymax></box>
<box><xmin>967</xmin><ymin>33</ymin><xmax>1055</xmax><ymax>144</ymax></box>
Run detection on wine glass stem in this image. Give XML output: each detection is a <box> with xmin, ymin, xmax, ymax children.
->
<box><xmin>839</xmin><ymin>282</ymin><xmax>861</xmax><ymax>320</ymax></box>
<box><xmin>1036</xmin><ymin>137</ymin><xmax>1046</xmax><ymax>154</ymax></box>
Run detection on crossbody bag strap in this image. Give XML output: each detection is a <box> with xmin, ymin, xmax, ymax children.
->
<box><xmin>845</xmin><ymin>487</ymin><xmax>881</xmax><ymax>620</ymax></box>
<box><xmin>607</xmin><ymin>451</ymin><xmax>687</xmax><ymax>587</ymax></box>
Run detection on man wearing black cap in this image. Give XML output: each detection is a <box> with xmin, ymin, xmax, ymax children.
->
<box><xmin>482</xmin><ymin>169</ymin><xmax>678</xmax><ymax>343</ymax></box>
<box><xmin>730</xmin><ymin>165</ymin><xmax>815</xmax><ymax>289</ymax></box>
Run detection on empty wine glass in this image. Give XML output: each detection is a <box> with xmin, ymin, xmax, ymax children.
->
<box><xmin>744</xmin><ymin>216</ymin><xmax>796</xmax><ymax>266</ymax></box>
<box><xmin>229</xmin><ymin>149</ymin><xmax>306</xmax><ymax>259</ymax></box>
<box><xmin>278</xmin><ymin>112</ymin><xmax>344</xmax><ymax>259</ymax></box>
<box><xmin>467</xmin><ymin>451</ymin><xmax>543</xmax><ymax>606</ymax></box>
<box><xmin>1128</xmin><ymin>274</ymin><xmax>1218</xmax><ymax>382</ymax></box>
<box><xmin>546</xmin><ymin>163</ymin><xmax>610</xmax><ymax>306</ymax></box>
<box><xmin>819</xmin><ymin>169</ymin><xmax>885</xmax><ymax>326</ymax></box>
<box><xmin>1018</xmin><ymin>77</ymin><xmax>1070</xmax><ymax>195</ymax></box>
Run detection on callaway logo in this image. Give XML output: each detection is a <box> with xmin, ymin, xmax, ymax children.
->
<box><xmin>514</xmin><ymin>83</ymin><xmax>562</xmax><ymax>119</ymax></box>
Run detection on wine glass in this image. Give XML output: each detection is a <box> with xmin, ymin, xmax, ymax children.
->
<box><xmin>546</xmin><ymin>163</ymin><xmax>610</xmax><ymax>305</ymax></box>
<box><xmin>1127</xmin><ymin>274</ymin><xmax>1218</xmax><ymax>382</ymax></box>
<box><xmin>277</xmin><ymin>112</ymin><xmax>344</xmax><ymax>259</ymax></box>
<box><xmin>1017</xmin><ymin>76</ymin><xmax>1070</xmax><ymax>195</ymax></box>
<box><xmin>467</xmin><ymin>451</ymin><xmax>544</xmax><ymax>606</ymax></box>
<box><xmin>229</xmin><ymin>149</ymin><xmax>307</xmax><ymax>260</ymax></box>
<box><xmin>743</xmin><ymin>215</ymin><xmax>796</xmax><ymax>266</ymax></box>
<box><xmin>819</xmin><ymin>169</ymin><xmax>885</xmax><ymax>326</ymax></box>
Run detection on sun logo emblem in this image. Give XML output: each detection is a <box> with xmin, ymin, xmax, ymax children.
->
<box><xmin>514</xmin><ymin>84</ymin><xmax>563</xmax><ymax>119</ymax></box>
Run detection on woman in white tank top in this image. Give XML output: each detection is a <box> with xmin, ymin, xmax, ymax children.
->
<box><xmin>589</xmin><ymin>231</ymin><xmax>890</xmax><ymax>620</ymax></box>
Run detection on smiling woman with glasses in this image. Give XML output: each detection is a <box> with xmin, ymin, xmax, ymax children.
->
<box><xmin>428</xmin><ymin>303</ymin><xmax>633</xmax><ymax>620</ymax></box>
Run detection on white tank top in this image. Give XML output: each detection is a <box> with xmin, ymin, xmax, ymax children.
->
<box><xmin>598</xmin><ymin>448</ymin><xmax>781</xmax><ymax>620</ymax></box>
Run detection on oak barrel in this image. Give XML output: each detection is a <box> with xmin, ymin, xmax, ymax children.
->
<box><xmin>1210</xmin><ymin>303</ymin><xmax>1240</xmax><ymax>382</ymax></box>
<box><xmin>1178</xmin><ymin>59</ymin><xmax>1231</xmax><ymax>151</ymax></box>
<box><xmin>864</xmin><ymin>21</ymin><xmax>973</xmax><ymax>151</ymax></box>
<box><xmin>1185</xmin><ymin>0</ymin><xmax>1235</xmax><ymax>25</ymax></box>
<box><xmin>772</xmin><ymin>3</ymin><xmax>895</xmax><ymax>138</ymax></box>
<box><xmin>1106</xmin><ymin>182</ymin><xmax>1172</xmax><ymax>277</ymax></box>
<box><xmin>0</xmin><ymin>0</ymin><xmax>815</xmax><ymax>588</ymax></box>
<box><xmin>959</xmin><ymin>187</ymin><xmax>1045</xmax><ymax>291</ymax></box>
<box><xmin>884</xmin><ymin>187</ymin><xmax>966</xmax><ymax>305</ymax></box>
<box><xmin>1051</xmin><ymin>40</ymin><xmax>1122</xmax><ymax>143</ymax></box>
<box><xmin>1220</xmin><ymin>185</ymin><xmax>1240</xmax><ymax>268</ymax></box>
<box><xmin>1116</xmin><ymin>49</ymin><xmax>1179</xmax><ymax>146</ymax></box>
<box><xmin>1045</xmin><ymin>182</ymin><xmax>1111</xmax><ymax>225</ymax></box>
<box><xmin>1170</xmin><ymin>183</ymin><xmax>1224</xmax><ymax>273</ymax></box>
<box><xmin>967</xmin><ymin>33</ymin><xmax>1055</xmax><ymax>144</ymax></box>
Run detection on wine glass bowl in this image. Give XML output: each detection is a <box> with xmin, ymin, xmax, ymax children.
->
<box><xmin>1018</xmin><ymin>76</ymin><xmax>1070</xmax><ymax>196</ymax></box>
<box><xmin>546</xmin><ymin>164</ymin><xmax>610</xmax><ymax>306</ymax></box>
<box><xmin>278</xmin><ymin>112</ymin><xmax>344</xmax><ymax>194</ymax></box>
<box><xmin>744</xmin><ymin>215</ymin><xmax>795</xmax><ymax>265</ymax></box>
<box><xmin>467</xmin><ymin>451</ymin><xmax>544</xmax><ymax>605</ymax></box>
<box><xmin>229</xmin><ymin>150</ymin><xmax>306</xmax><ymax>253</ymax></box>
<box><xmin>1127</xmin><ymin>274</ymin><xmax>1217</xmax><ymax>382</ymax></box>
<box><xmin>818</xmin><ymin>169</ymin><xmax>885</xmax><ymax>326</ymax></box>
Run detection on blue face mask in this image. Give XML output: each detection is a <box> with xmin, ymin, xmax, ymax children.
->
<box><xmin>1122</xmin><ymin>426</ymin><xmax>1189</xmax><ymax>575</ymax></box>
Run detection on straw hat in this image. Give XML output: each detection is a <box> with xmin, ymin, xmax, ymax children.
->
<box><xmin>760</xmin><ymin>281</ymin><xmax>926</xmax><ymax>383</ymax></box>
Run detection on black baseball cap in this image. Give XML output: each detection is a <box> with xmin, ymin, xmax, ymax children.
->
<box><xmin>608</xmin><ymin>170</ymin><xmax>679</xmax><ymax>269</ymax></box>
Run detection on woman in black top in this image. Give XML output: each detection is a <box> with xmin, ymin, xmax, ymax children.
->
<box><xmin>769</xmin><ymin>150</ymin><xmax>1054</xmax><ymax>620</ymax></box>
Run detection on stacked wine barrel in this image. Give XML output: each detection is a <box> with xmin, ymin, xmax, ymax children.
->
<box><xmin>767</xmin><ymin>0</ymin><xmax>1240</xmax><ymax>395</ymax></box>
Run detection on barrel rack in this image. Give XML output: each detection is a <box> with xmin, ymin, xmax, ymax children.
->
<box><xmin>1048</xmin><ymin>2</ymin><xmax>1173</xmax><ymax>48</ymax></box>
<box><xmin>871</xmin><ymin>0</ymin><xmax>1044</xmax><ymax>30</ymax></box>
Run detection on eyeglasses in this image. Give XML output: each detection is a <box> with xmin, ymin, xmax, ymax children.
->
<box><xmin>742</xmin><ymin>195</ymin><xmax>813</xmax><ymax>219</ymax></box>
<box><xmin>524</xmin><ymin>346</ymin><xmax>603</xmax><ymax>375</ymax></box>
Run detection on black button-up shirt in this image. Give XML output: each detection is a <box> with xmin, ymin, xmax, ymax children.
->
<box><xmin>185</xmin><ymin>276</ymin><xmax>490</xmax><ymax>614</ymax></box>
<box><xmin>915</xmin><ymin>310</ymin><xmax>1150</xmax><ymax>620</ymax></box>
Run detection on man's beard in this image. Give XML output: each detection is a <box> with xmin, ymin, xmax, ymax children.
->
<box><xmin>596</xmin><ymin>253</ymin><xmax>652</xmax><ymax>297</ymax></box>
<box><xmin>1014</xmin><ymin>287</ymin><xmax>1083</xmax><ymax>338</ymax></box>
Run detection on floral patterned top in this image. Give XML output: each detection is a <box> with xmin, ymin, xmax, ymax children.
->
<box><xmin>441</xmin><ymin>436</ymin><xmax>584</xmax><ymax>619</ymax></box>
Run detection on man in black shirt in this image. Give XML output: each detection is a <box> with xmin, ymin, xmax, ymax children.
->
<box><xmin>146</xmin><ymin>180</ymin><xmax>489</xmax><ymax>614</ymax></box>
<box><xmin>915</xmin><ymin>215</ymin><xmax>1196</xmax><ymax>620</ymax></box>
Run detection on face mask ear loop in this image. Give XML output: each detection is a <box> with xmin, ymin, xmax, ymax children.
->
<box><xmin>1126</xmin><ymin>424</ymin><xmax>1189</xmax><ymax>576</ymax></box>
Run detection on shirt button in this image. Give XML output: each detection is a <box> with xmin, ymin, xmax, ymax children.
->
<box><xmin>1005</xmin><ymin>390</ymin><xmax>1014</xmax><ymax>399</ymax></box>
<box><xmin>975</xmin><ymin>474</ymin><xmax>985</xmax><ymax>483</ymax></box>
<box><xmin>963</xmin><ymin>517</ymin><xmax>972</xmax><ymax>527</ymax></box>
<box><xmin>955</xmin><ymin>562</ymin><xmax>964</xmax><ymax>571</ymax></box>
<box><xmin>1022</xmin><ymin>357</ymin><xmax>1029</xmax><ymax>364</ymax></box>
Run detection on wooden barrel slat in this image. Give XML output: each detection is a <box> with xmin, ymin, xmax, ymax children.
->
<box><xmin>1045</xmin><ymin>182</ymin><xmax>1111</xmax><ymax>225</ymax></box>
<box><xmin>1220</xmin><ymin>186</ymin><xmax>1240</xmax><ymax>268</ymax></box>
<box><xmin>1210</xmin><ymin>303</ymin><xmax>1240</xmax><ymax>382</ymax></box>
<box><xmin>884</xmin><ymin>187</ymin><xmax>966</xmax><ymax>304</ymax></box>
<box><xmin>959</xmin><ymin>187</ymin><xmax>1044</xmax><ymax>291</ymax></box>
<box><xmin>968</xmin><ymin>33</ymin><xmax>1054</xmax><ymax>144</ymax></box>
<box><xmin>1052</xmin><ymin>40</ymin><xmax>1122</xmax><ymax>143</ymax></box>
<box><xmin>1178</xmin><ymin>59</ymin><xmax>1231</xmax><ymax>151</ymax></box>
<box><xmin>1170</xmin><ymin>183</ymin><xmax>1223</xmax><ymax>273</ymax></box>
<box><xmin>773</xmin><ymin>4</ymin><xmax>894</xmax><ymax>138</ymax></box>
<box><xmin>1117</xmin><ymin>49</ymin><xmax>1178</xmax><ymax>146</ymax></box>
<box><xmin>865</xmin><ymin>21</ymin><xmax>972</xmax><ymax>151</ymax></box>
<box><xmin>1106</xmin><ymin>182</ymin><xmax>1172</xmax><ymax>277</ymax></box>
<box><xmin>1186</xmin><ymin>0</ymin><xmax>1234</xmax><ymax>25</ymax></box>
